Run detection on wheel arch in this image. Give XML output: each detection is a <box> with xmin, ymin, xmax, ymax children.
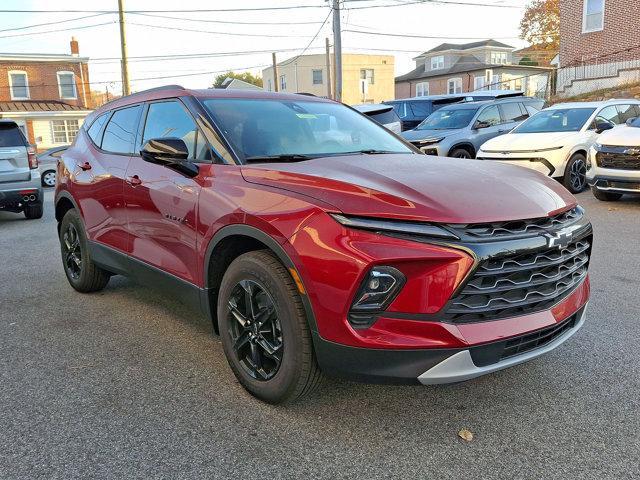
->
<box><xmin>448</xmin><ymin>142</ymin><xmax>476</xmax><ymax>158</ymax></box>
<box><xmin>203</xmin><ymin>224</ymin><xmax>318</xmax><ymax>336</ymax></box>
<box><xmin>54</xmin><ymin>191</ymin><xmax>80</xmax><ymax>232</ymax></box>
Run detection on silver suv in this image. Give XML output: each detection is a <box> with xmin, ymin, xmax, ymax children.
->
<box><xmin>0</xmin><ymin>120</ymin><xmax>44</xmax><ymax>219</ymax></box>
<box><xmin>400</xmin><ymin>97</ymin><xmax>544</xmax><ymax>158</ymax></box>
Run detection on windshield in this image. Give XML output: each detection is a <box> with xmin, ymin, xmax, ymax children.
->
<box><xmin>513</xmin><ymin>108</ymin><xmax>596</xmax><ymax>133</ymax></box>
<box><xmin>415</xmin><ymin>107</ymin><xmax>478</xmax><ymax>130</ymax></box>
<box><xmin>202</xmin><ymin>98</ymin><xmax>412</xmax><ymax>161</ymax></box>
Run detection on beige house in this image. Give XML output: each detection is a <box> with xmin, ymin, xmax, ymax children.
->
<box><xmin>262</xmin><ymin>53</ymin><xmax>394</xmax><ymax>105</ymax></box>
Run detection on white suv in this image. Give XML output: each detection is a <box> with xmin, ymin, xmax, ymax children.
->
<box><xmin>477</xmin><ymin>100</ymin><xmax>640</xmax><ymax>193</ymax></box>
<box><xmin>587</xmin><ymin>117</ymin><xmax>640</xmax><ymax>201</ymax></box>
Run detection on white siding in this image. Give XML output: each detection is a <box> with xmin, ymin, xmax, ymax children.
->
<box><xmin>32</xmin><ymin>117</ymin><xmax>84</xmax><ymax>149</ymax></box>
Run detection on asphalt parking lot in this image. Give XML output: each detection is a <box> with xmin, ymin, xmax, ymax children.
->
<box><xmin>1</xmin><ymin>189</ymin><xmax>639</xmax><ymax>479</ymax></box>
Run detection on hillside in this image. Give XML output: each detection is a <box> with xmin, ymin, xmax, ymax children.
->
<box><xmin>551</xmin><ymin>82</ymin><xmax>640</xmax><ymax>104</ymax></box>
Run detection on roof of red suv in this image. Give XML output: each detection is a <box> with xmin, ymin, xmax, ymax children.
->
<box><xmin>91</xmin><ymin>85</ymin><xmax>333</xmax><ymax>120</ymax></box>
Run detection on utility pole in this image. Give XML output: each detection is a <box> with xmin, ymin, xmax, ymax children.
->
<box><xmin>325</xmin><ymin>37</ymin><xmax>332</xmax><ymax>99</ymax></box>
<box><xmin>331</xmin><ymin>0</ymin><xmax>342</xmax><ymax>102</ymax></box>
<box><xmin>117</xmin><ymin>0</ymin><xmax>130</xmax><ymax>96</ymax></box>
<box><xmin>272</xmin><ymin>52</ymin><xmax>279</xmax><ymax>92</ymax></box>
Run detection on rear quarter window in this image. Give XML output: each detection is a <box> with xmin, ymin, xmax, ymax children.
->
<box><xmin>368</xmin><ymin>109</ymin><xmax>400</xmax><ymax>125</ymax></box>
<box><xmin>0</xmin><ymin>123</ymin><xmax>27</xmax><ymax>147</ymax></box>
<box><xmin>87</xmin><ymin>112</ymin><xmax>110</xmax><ymax>146</ymax></box>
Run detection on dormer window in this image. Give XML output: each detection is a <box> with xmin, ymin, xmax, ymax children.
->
<box><xmin>57</xmin><ymin>71</ymin><xmax>77</xmax><ymax>100</ymax></box>
<box><xmin>430</xmin><ymin>55</ymin><xmax>444</xmax><ymax>70</ymax></box>
<box><xmin>8</xmin><ymin>71</ymin><xmax>29</xmax><ymax>100</ymax></box>
<box><xmin>490</xmin><ymin>51</ymin><xmax>508</xmax><ymax>64</ymax></box>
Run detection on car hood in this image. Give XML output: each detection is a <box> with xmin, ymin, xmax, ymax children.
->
<box><xmin>597</xmin><ymin>125</ymin><xmax>640</xmax><ymax>146</ymax></box>
<box><xmin>240</xmin><ymin>154</ymin><xmax>575</xmax><ymax>224</ymax></box>
<box><xmin>480</xmin><ymin>132</ymin><xmax>578</xmax><ymax>152</ymax></box>
<box><xmin>400</xmin><ymin>128</ymin><xmax>457</xmax><ymax>142</ymax></box>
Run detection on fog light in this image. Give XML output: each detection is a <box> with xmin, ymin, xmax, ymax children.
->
<box><xmin>351</xmin><ymin>266</ymin><xmax>406</xmax><ymax>312</ymax></box>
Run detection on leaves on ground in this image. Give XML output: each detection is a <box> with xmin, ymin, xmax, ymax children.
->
<box><xmin>458</xmin><ymin>428</ymin><xmax>474</xmax><ymax>442</ymax></box>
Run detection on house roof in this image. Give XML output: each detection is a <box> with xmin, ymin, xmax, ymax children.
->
<box><xmin>218</xmin><ymin>77</ymin><xmax>263</xmax><ymax>90</ymax></box>
<box><xmin>416</xmin><ymin>39</ymin><xmax>513</xmax><ymax>57</ymax></box>
<box><xmin>0</xmin><ymin>101</ymin><xmax>87</xmax><ymax>113</ymax></box>
<box><xmin>395</xmin><ymin>55</ymin><xmax>552</xmax><ymax>83</ymax></box>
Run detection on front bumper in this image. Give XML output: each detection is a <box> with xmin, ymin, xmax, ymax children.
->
<box><xmin>477</xmin><ymin>149</ymin><xmax>569</xmax><ymax>178</ymax></box>
<box><xmin>586</xmin><ymin>157</ymin><xmax>640</xmax><ymax>194</ymax></box>
<box><xmin>315</xmin><ymin>304</ymin><xmax>587</xmax><ymax>384</ymax></box>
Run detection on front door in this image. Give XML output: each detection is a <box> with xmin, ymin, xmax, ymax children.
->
<box><xmin>474</xmin><ymin>105</ymin><xmax>506</xmax><ymax>146</ymax></box>
<box><xmin>124</xmin><ymin>99</ymin><xmax>210</xmax><ymax>285</ymax></box>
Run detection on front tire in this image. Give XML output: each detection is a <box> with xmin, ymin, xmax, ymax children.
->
<box><xmin>591</xmin><ymin>186</ymin><xmax>623</xmax><ymax>202</ymax></box>
<box><xmin>59</xmin><ymin>209</ymin><xmax>110</xmax><ymax>293</ymax></box>
<box><xmin>563</xmin><ymin>153</ymin><xmax>587</xmax><ymax>193</ymax></box>
<box><xmin>449</xmin><ymin>147</ymin><xmax>473</xmax><ymax>159</ymax></box>
<box><xmin>217</xmin><ymin>250</ymin><xmax>322</xmax><ymax>404</ymax></box>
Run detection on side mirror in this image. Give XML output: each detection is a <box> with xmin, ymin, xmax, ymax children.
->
<box><xmin>473</xmin><ymin>120</ymin><xmax>490</xmax><ymax>130</ymax></box>
<box><xmin>140</xmin><ymin>137</ymin><xmax>199</xmax><ymax>177</ymax></box>
<box><xmin>626</xmin><ymin>117</ymin><xmax>638</xmax><ymax>126</ymax></box>
<box><xmin>595</xmin><ymin>122</ymin><xmax>614</xmax><ymax>134</ymax></box>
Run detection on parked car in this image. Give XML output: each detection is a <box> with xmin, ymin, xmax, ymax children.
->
<box><xmin>55</xmin><ymin>86</ymin><xmax>592</xmax><ymax>404</ymax></box>
<box><xmin>400</xmin><ymin>97</ymin><xmax>543</xmax><ymax>158</ymax></box>
<box><xmin>385</xmin><ymin>90</ymin><xmax>526</xmax><ymax>131</ymax></box>
<box><xmin>587</xmin><ymin>116</ymin><xmax>640</xmax><ymax>201</ymax></box>
<box><xmin>0</xmin><ymin>120</ymin><xmax>43</xmax><ymax>219</ymax></box>
<box><xmin>352</xmin><ymin>103</ymin><xmax>402</xmax><ymax>134</ymax></box>
<box><xmin>37</xmin><ymin>146</ymin><xmax>68</xmax><ymax>187</ymax></box>
<box><xmin>477</xmin><ymin>100</ymin><xmax>640</xmax><ymax>193</ymax></box>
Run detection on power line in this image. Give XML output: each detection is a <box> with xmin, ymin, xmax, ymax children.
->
<box><xmin>279</xmin><ymin>8</ymin><xmax>333</xmax><ymax>66</ymax></box>
<box><xmin>0</xmin><ymin>21</ymin><xmax>115</xmax><ymax>39</ymax></box>
<box><xmin>0</xmin><ymin>13</ymin><xmax>111</xmax><ymax>33</ymax></box>
<box><xmin>343</xmin><ymin>28</ymin><xmax>541</xmax><ymax>40</ymax></box>
<box><xmin>127</xmin><ymin>22</ymin><xmax>316</xmax><ymax>38</ymax></box>
<box><xmin>342</xmin><ymin>0</ymin><xmax>521</xmax><ymax>9</ymax></box>
<box><xmin>0</xmin><ymin>5</ymin><xmax>329</xmax><ymax>14</ymax></box>
<box><xmin>128</xmin><ymin>12</ymin><xmax>325</xmax><ymax>25</ymax></box>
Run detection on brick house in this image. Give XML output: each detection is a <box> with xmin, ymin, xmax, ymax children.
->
<box><xmin>395</xmin><ymin>40</ymin><xmax>553</xmax><ymax>100</ymax></box>
<box><xmin>0</xmin><ymin>37</ymin><xmax>92</xmax><ymax>151</ymax></box>
<box><xmin>557</xmin><ymin>0</ymin><xmax>640</xmax><ymax>96</ymax></box>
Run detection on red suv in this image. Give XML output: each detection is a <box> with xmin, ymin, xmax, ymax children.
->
<box><xmin>55</xmin><ymin>86</ymin><xmax>592</xmax><ymax>403</ymax></box>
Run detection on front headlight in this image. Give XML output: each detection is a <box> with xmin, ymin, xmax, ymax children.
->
<box><xmin>413</xmin><ymin>136</ymin><xmax>444</xmax><ymax>146</ymax></box>
<box><xmin>593</xmin><ymin>143</ymin><xmax>603</xmax><ymax>152</ymax></box>
<box><xmin>330</xmin><ymin>213</ymin><xmax>459</xmax><ymax>240</ymax></box>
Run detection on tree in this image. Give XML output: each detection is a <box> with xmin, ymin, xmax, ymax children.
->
<box><xmin>520</xmin><ymin>0</ymin><xmax>559</xmax><ymax>55</ymax></box>
<box><xmin>212</xmin><ymin>71</ymin><xmax>263</xmax><ymax>88</ymax></box>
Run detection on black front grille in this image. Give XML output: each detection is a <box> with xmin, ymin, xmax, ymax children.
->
<box><xmin>469</xmin><ymin>307</ymin><xmax>583</xmax><ymax>367</ymax></box>
<box><xmin>446</xmin><ymin>206</ymin><xmax>583</xmax><ymax>241</ymax></box>
<box><xmin>443</xmin><ymin>236</ymin><xmax>591</xmax><ymax>323</ymax></box>
<box><xmin>597</xmin><ymin>151</ymin><xmax>640</xmax><ymax>170</ymax></box>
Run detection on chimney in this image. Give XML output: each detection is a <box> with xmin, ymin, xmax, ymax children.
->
<box><xmin>70</xmin><ymin>37</ymin><xmax>79</xmax><ymax>56</ymax></box>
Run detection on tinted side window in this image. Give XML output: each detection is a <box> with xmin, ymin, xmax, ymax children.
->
<box><xmin>501</xmin><ymin>102</ymin><xmax>528</xmax><ymax>122</ymax></box>
<box><xmin>142</xmin><ymin>101</ymin><xmax>202</xmax><ymax>160</ymax></box>
<box><xmin>476</xmin><ymin>105</ymin><xmax>501</xmax><ymax>126</ymax></box>
<box><xmin>389</xmin><ymin>102</ymin><xmax>407</xmax><ymax>119</ymax></box>
<box><xmin>87</xmin><ymin>112</ymin><xmax>109</xmax><ymax>145</ymax></box>
<box><xmin>617</xmin><ymin>104</ymin><xmax>639</xmax><ymax>123</ymax></box>
<box><xmin>369</xmin><ymin>109</ymin><xmax>400</xmax><ymax>125</ymax></box>
<box><xmin>409</xmin><ymin>102</ymin><xmax>431</xmax><ymax>118</ymax></box>
<box><xmin>101</xmin><ymin>105</ymin><xmax>142</xmax><ymax>154</ymax></box>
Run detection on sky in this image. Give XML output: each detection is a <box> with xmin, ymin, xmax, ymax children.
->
<box><xmin>0</xmin><ymin>0</ymin><xmax>531</xmax><ymax>95</ymax></box>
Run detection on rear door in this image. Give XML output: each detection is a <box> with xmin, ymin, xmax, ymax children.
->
<box><xmin>124</xmin><ymin>99</ymin><xmax>210</xmax><ymax>285</ymax></box>
<box><xmin>498</xmin><ymin>102</ymin><xmax>529</xmax><ymax>131</ymax></box>
<box><xmin>77</xmin><ymin>105</ymin><xmax>142</xmax><ymax>252</ymax></box>
<box><xmin>0</xmin><ymin>122</ymin><xmax>29</xmax><ymax>184</ymax></box>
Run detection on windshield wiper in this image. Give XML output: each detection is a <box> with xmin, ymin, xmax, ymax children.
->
<box><xmin>244</xmin><ymin>154</ymin><xmax>314</xmax><ymax>164</ymax></box>
<box><xmin>342</xmin><ymin>149</ymin><xmax>409</xmax><ymax>155</ymax></box>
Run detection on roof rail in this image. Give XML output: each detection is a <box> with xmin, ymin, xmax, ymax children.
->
<box><xmin>94</xmin><ymin>84</ymin><xmax>187</xmax><ymax>111</ymax></box>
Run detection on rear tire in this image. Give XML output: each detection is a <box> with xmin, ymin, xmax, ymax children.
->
<box><xmin>41</xmin><ymin>170</ymin><xmax>56</xmax><ymax>187</ymax></box>
<box><xmin>23</xmin><ymin>202</ymin><xmax>43</xmax><ymax>219</ymax></box>
<box><xmin>591</xmin><ymin>186</ymin><xmax>623</xmax><ymax>202</ymax></box>
<box><xmin>217</xmin><ymin>250</ymin><xmax>322</xmax><ymax>404</ymax></box>
<box><xmin>59</xmin><ymin>209</ymin><xmax>110</xmax><ymax>293</ymax></box>
<box><xmin>563</xmin><ymin>153</ymin><xmax>587</xmax><ymax>193</ymax></box>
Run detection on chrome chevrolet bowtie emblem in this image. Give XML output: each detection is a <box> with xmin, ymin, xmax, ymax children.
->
<box><xmin>545</xmin><ymin>230</ymin><xmax>572</xmax><ymax>249</ymax></box>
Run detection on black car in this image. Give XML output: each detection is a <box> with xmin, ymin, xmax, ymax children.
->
<box><xmin>385</xmin><ymin>91</ymin><xmax>526</xmax><ymax>131</ymax></box>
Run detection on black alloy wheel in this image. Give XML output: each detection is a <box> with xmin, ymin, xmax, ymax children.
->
<box><xmin>569</xmin><ymin>156</ymin><xmax>587</xmax><ymax>192</ymax></box>
<box><xmin>62</xmin><ymin>223</ymin><xmax>82</xmax><ymax>280</ymax></box>
<box><xmin>227</xmin><ymin>279</ymin><xmax>283</xmax><ymax>381</ymax></box>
